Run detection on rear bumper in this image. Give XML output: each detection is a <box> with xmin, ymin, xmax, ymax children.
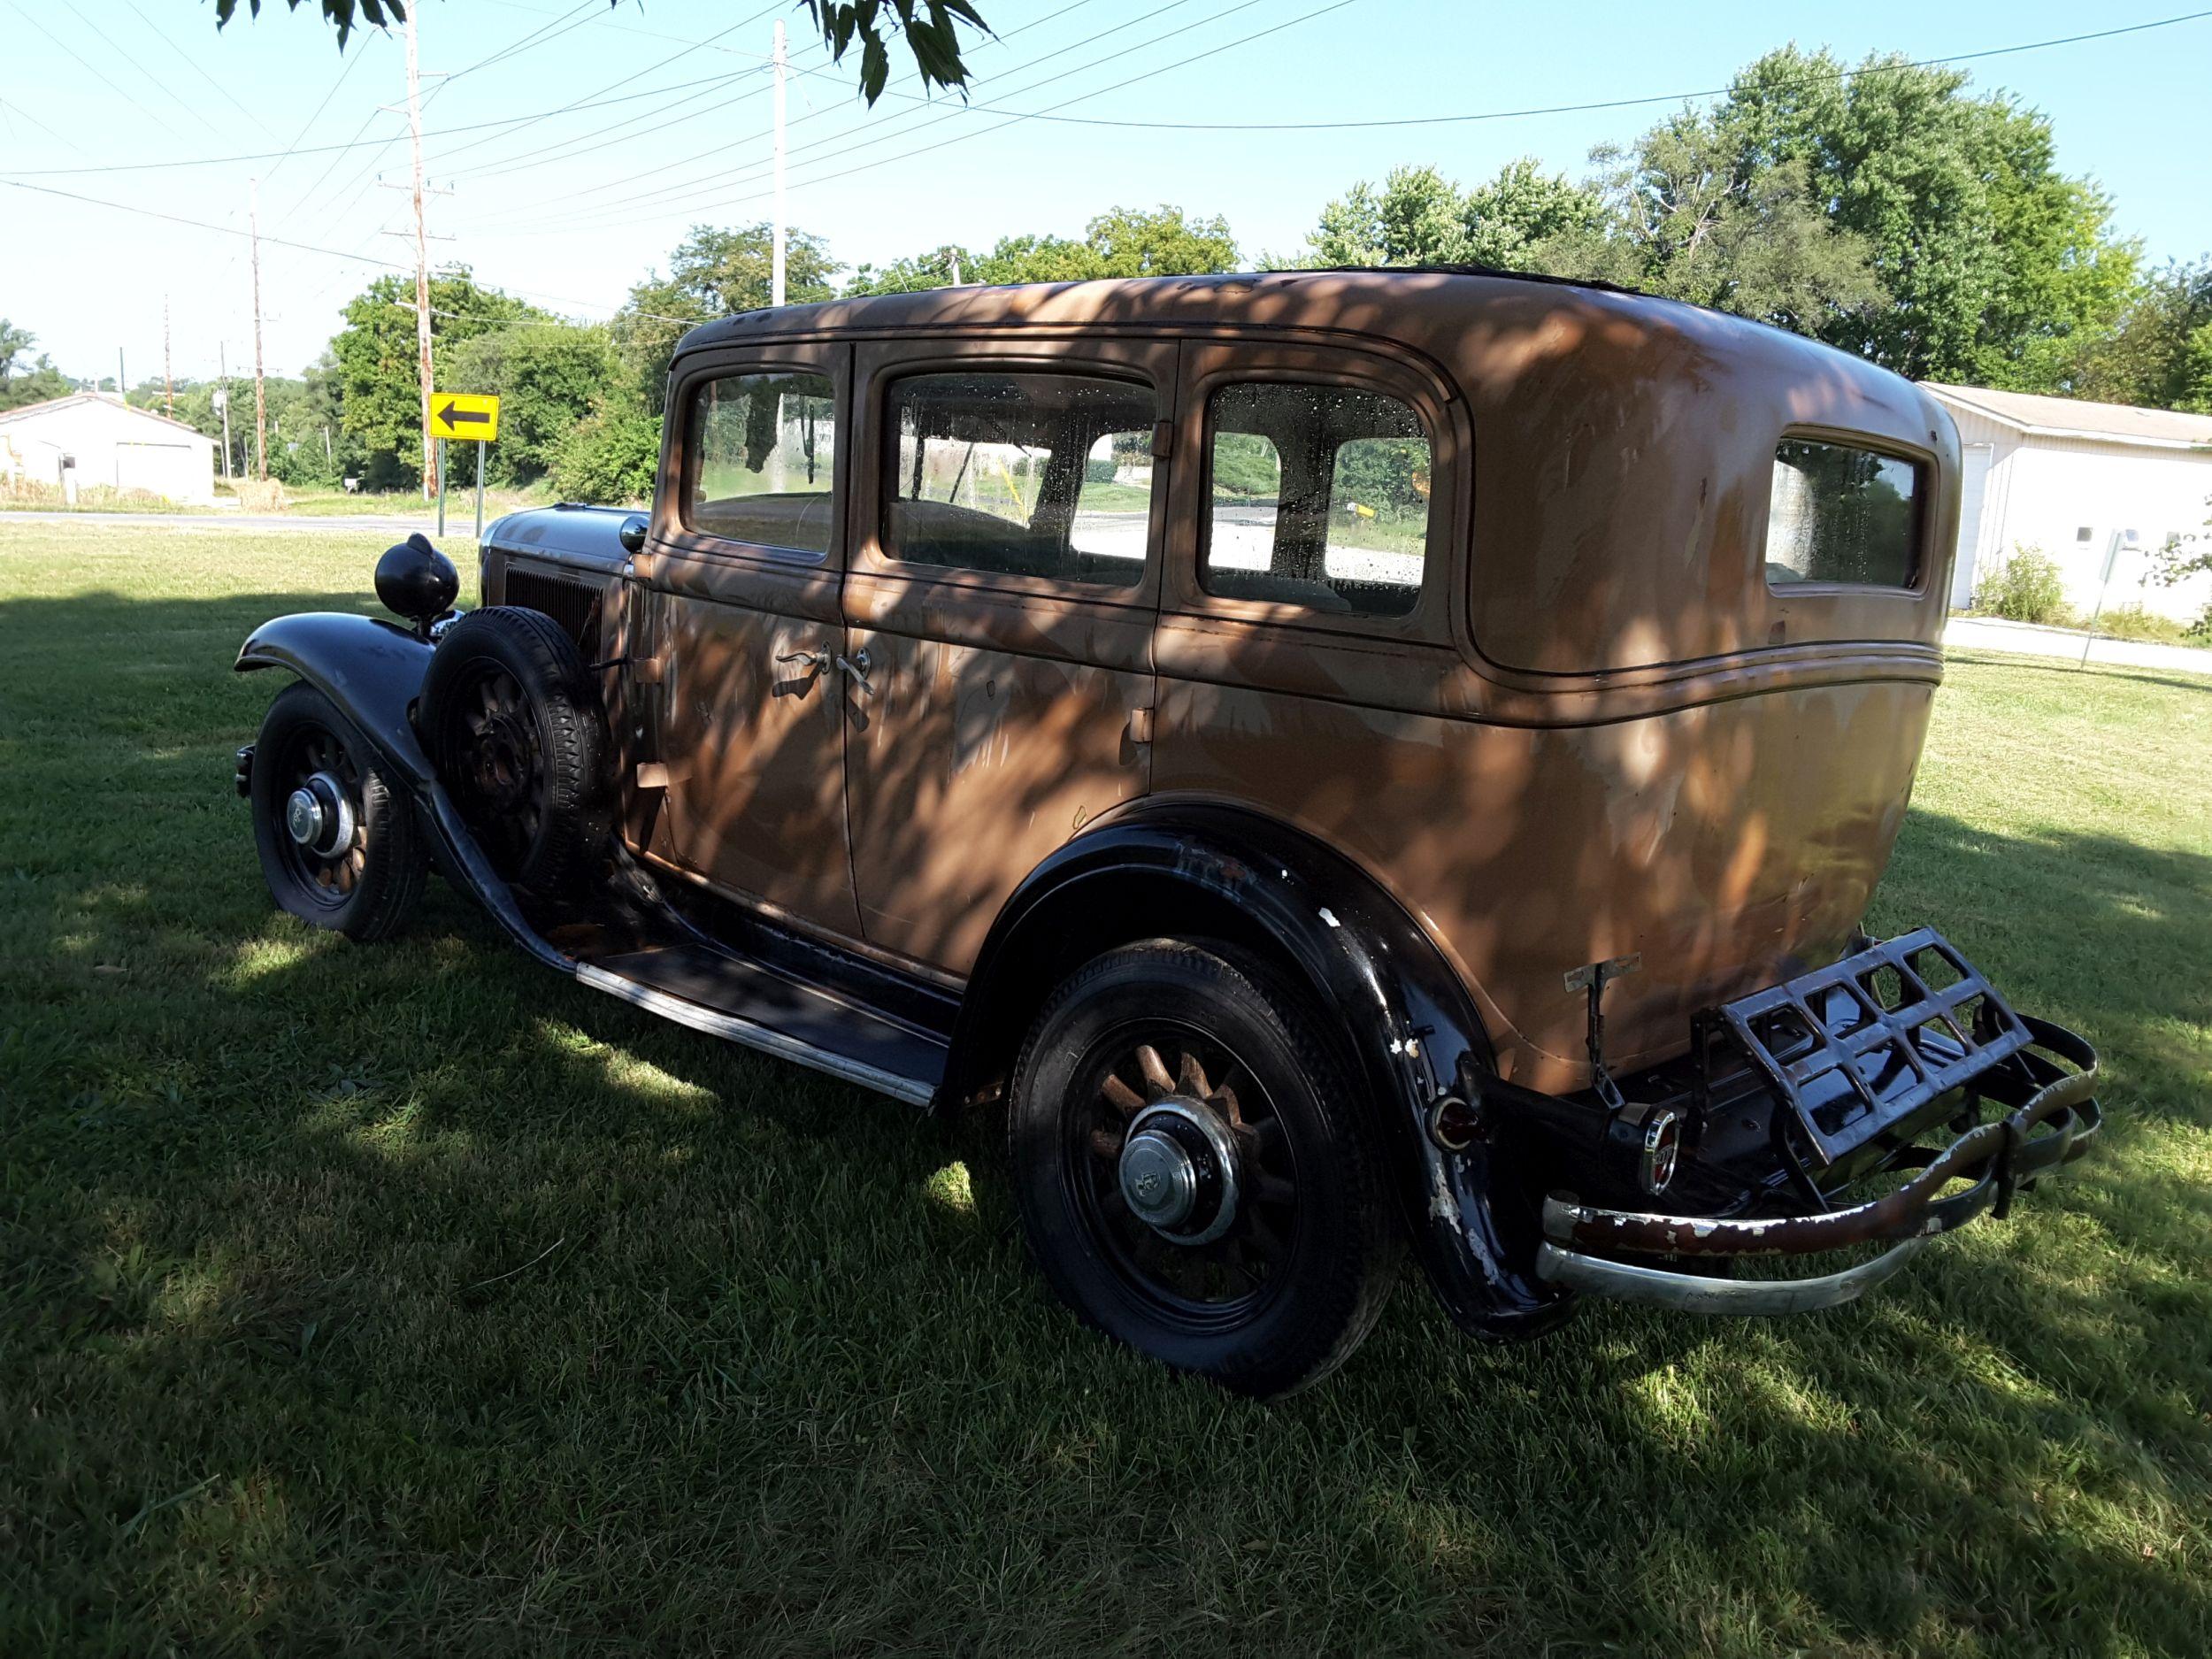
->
<box><xmin>1534</xmin><ymin>941</ymin><xmax>2101</xmax><ymax>1317</ymax></box>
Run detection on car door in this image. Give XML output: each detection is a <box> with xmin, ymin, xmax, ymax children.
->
<box><xmin>632</xmin><ymin>342</ymin><xmax>862</xmax><ymax>939</ymax></box>
<box><xmin>841</xmin><ymin>336</ymin><xmax>1175</xmax><ymax>973</ymax></box>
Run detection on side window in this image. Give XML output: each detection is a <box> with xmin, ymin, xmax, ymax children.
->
<box><xmin>884</xmin><ymin>370</ymin><xmax>1153</xmax><ymax>588</ymax></box>
<box><xmin>681</xmin><ymin>370</ymin><xmax>837</xmax><ymax>556</ymax></box>
<box><xmin>1766</xmin><ymin>438</ymin><xmax>1922</xmax><ymax>588</ymax></box>
<box><xmin>1202</xmin><ymin>381</ymin><xmax>1431</xmax><ymax>617</ymax></box>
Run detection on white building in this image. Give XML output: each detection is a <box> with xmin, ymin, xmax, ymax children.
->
<box><xmin>1924</xmin><ymin>383</ymin><xmax>2212</xmax><ymax>622</ymax></box>
<box><xmin>0</xmin><ymin>391</ymin><xmax>218</xmax><ymax>506</ymax></box>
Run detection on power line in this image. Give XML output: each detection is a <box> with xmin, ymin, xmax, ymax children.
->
<box><xmin>478</xmin><ymin>0</ymin><xmax>1209</xmax><ymax>230</ymax></box>
<box><xmin>536</xmin><ymin>0</ymin><xmax>1348</xmax><ymax>237</ymax></box>
<box><xmin>0</xmin><ymin>177</ymin><xmax>693</xmax><ymax>324</ymax></box>
<box><xmin>924</xmin><ymin>5</ymin><xmax>2212</xmax><ymax>132</ymax></box>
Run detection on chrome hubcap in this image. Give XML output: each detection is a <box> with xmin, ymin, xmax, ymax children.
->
<box><xmin>283</xmin><ymin>772</ymin><xmax>353</xmax><ymax>856</ymax></box>
<box><xmin>1118</xmin><ymin>1099</ymin><xmax>1241</xmax><ymax>1247</ymax></box>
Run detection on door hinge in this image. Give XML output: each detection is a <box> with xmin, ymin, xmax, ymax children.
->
<box><xmin>628</xmin><ymin>655</ymin><xmax>665</xmax><ymax>684</ymax></box>
<box><xmin>1151</xmin><ymin>420</ymin><xmax>1172</xmax><ymax>461</ymax></box>
<box><xmin>1126</xmin><ymin>706</ymin><xmax>1154</xmax><ymax>745</ymax></box>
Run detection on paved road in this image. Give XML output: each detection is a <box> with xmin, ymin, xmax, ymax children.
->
<box><xmin>1942</xmin><ymin>614</ymin><xmax>2212</xmax><ymax>678</ymax></box>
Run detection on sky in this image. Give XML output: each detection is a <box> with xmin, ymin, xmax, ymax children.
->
<box><xmin>3</xmin><ymin>0</ymin><xmax>2208</xmax><ymax>388</ymax></box>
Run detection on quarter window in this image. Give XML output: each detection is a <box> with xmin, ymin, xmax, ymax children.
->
<box><xmin>1202</xmin><ymin>382</ymin><xmax>1431</xmax><ymax>617</ymax></box>
<box><xmin>884</xmin><ymin>371</ymin><xmax>1154</xmax><ymax>588</ymax></box>
<box><xmin>681</xmin><ymin>371</ymin><xmax>837</xmax><ymax>555</ymax></box>
<box><xmin>1766</xmin><ymin>439</ymin><xmax>1922</xmax><ymax>588</ymax></box>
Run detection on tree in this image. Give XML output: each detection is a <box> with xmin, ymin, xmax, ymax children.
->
<box><xmin>330</xmin><ymin>270</ymin><xmax>540</xmax><ymax>488</ymax></box>
<box><xmin>215</xmin><ymin>1</ymin><xmax>993</xmax><ymax>104</ymax></box>
<box><xmin>2076</xmin><ymin>257</ymin><xmax>2212</xmax><ymax>412</ymax></box>
<box><xmin>1303</xmin><ymin>161</ymin><xmax>1604</xmax><ymax>271</ymax></box>
<box><xmin>0</xmin><ymin>319</ymin><xmax>35</xmax><ymax>384</ymax></box>
<box><xmin>616</xmin><ymin>224</ymin><xmax>840</xmax><ymax>411</ymax></box>
<box><xmin>1710</xmin><ymin>47</ymin><xmax>2137</xmax><ymax>386</ymax></box>
<box><xmin>1549</xmin><ymin>119</ymin><xmax>1882</xmax><ymax>330</ymax></box>
<box><xmin>443</xmin><ymin>321</ymin><xmax>621</xmax><ymax>484</ymax></box>
<box><xmin>846</xmin><ymin>205</ymin><xmax>1236</xmax><ymax>296</ymax></box>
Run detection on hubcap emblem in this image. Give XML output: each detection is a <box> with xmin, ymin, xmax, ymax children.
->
<box><xmin>285</xmin><ymin>787</ymin><xmax>325</xmax><ymax>847</ymax></box>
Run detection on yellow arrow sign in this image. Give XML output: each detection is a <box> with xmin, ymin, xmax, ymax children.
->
<box><xmin>428</xmin><ymin>390</ymin><xmax>500</xmax><ymax>442</ymax></box>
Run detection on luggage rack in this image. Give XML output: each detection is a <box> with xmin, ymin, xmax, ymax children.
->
<box><xmin>1697</xmin><ymin>928</ymin><xmax>2034</xmax><ymax>1187</ymax></box>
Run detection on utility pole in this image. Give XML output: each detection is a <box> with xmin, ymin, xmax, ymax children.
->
<box><xmin>117</xmin><ymin>348</ymin><xmax>126</xmax><ymax>400</ymax></box>
<box><xmin>403</xmin><ymin>6</ymin><xmax>436</xmax><ymax>500</ymax></box>
<box><xmin>218</xmin><ymin>342</ymin><xmax>234</xmax><ymax>480</ymax></box>
<box><xmin>250</xmin><ymin>177</ymin><xmax>268</xmax><ymax>481</ymax></box>
<box><xmin>163</xmin><ymin>296</ymin><xmax>173</xmax><ymax>416</ymax></box>
<box><xmin>771</xmin><ymin>18</ymin><xmax>787</xmax><ymax>307</ymax></box>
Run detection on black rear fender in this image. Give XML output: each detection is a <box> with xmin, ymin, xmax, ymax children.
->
<box><xmin>946</xmin><ymin>802</ymin><xmax>1573</xmax><ymax>1340</ymax></box>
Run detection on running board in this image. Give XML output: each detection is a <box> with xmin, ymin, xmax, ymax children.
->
<box><xmin>575</xmin><ymin>945</ymin><xmax>944</xmax><ymax>1107</ymax></box>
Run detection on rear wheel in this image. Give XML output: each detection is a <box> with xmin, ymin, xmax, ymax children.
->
<box><xmin>1007</xmin><ymin>940</ymin><xmax>1394</xmax><ymax>1396</ymax></box>
<box><xmin>250</xmin><ymin>680</ymin><xmax>426</xmax><ymax>941</ymax></box>
<box><xmin>419</xmin><ymin>606</ymin><xmax>608</xmax><ymax>894</ymax></box>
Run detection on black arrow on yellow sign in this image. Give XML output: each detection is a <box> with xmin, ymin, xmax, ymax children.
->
<box><xmin>437</xmin><ymin>399</ymin><xmax>490</xmax><ymax>427</ymax></box>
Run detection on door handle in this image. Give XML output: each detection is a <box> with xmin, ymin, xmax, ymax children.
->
<box><xmin>835</xmin><ymin>648</ymin><xmax>874</xmax><ymax>698</ymax></box>
<box><xmin>777</xmin><ymin>647</ymin><xmax>830</xmax><ymax>677</ymax></box>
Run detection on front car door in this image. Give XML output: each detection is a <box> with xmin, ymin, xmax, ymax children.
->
<box><xmin>632</xmin><ymin>342</ymin><xmax>862</xmax><ymax>938</ymax></box>
<box><xmin>841</xmin><ymin>335</ymin><xmax>1176</xmax><ymax>973</ymax></box>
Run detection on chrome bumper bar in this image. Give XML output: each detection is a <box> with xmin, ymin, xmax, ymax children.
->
<box><xmin>1535</xmin><ymin>1017</ymin><xmax>2100</xmax><ymax>1317</ymax></box>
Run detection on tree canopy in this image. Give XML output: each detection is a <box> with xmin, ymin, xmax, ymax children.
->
<box><xmin>614</xmin><ymin>223</ymin><xmax>840</xmax><ymax>411</ymax></box>
<box><xmin>846</xmin><ymin>205</ymin><xmax>1237</xmax><ymax>295</ymax></box>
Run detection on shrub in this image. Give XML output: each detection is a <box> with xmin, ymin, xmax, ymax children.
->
<box><xmin>549</xmin><ymin>408</ymin><xmax>662</xmax><ymax>504</ymax></box>
<box><xmin>2091</xmin><ymin>603</ymin><xmax>2195</xmax><ymax>646</ymax></box>
<box><xmin>1974</xmin><ymin>544</ymin><xmax>2075</xmax><ymax>626</ymax></box>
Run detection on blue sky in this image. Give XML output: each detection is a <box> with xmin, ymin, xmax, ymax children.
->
<box><xmin>3</xmin><ymin>1</ymin><xmax>2207</xmax><ymax>386</ymax></box>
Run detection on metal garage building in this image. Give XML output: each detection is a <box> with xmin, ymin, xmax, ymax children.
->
<box><xmin>1924</xmin><ymin>383</ymin><xmax>2212</xmax><ymax>623</ymax></box>
<box><xmin>0</xmin><ymin>391</ymin><xmax>218</xmax><ymax>506</ymax></box>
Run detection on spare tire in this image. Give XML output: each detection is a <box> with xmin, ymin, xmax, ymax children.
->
<box><xmin>419</xmin><ymin>605</ymin><xmax>610</xmax><ymax>894</ymax></box>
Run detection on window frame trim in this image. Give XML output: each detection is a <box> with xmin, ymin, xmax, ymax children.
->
<box><xmin>654</xmin><ymin>344</ymin><xmax>849</xmax><ymax>573</ymax></box>
<box><xmin>1195</xmin><ymin>376</ymin><xmax>1435</xmax><ymax>621</ymax></box>
<box><xmin>1761</xmin><ymin>424</ymin><xmax>1937</xmax><ymax>601</ymax></box>
<box><xmin>866</xmin><ymin>357</ymin><xmax>1166</xmax><ymax>600</ymax></box>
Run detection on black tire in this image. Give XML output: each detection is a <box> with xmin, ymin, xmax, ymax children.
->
<box><xmin>1007</xmin><ymin>940</ymin><xmax>1395</xmax><ymax>1397</ymax></box>
<box><xmin>250</xmin><ymin>680</ymin><xmax>427</xmax><ymax>942</ymax></box>
<box><xmin>419</xmin><ymin>605</ymin><xmax>609</xmax><ymax>895</ymax></box>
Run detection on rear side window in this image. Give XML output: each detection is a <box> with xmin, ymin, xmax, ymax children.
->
<box><xmin>1766</xmin><ymin>439</ymin><xmax>1922</xmax><ymax>588</ymax></box>
<box><xmin>682</xmin><ymin>371</ymin><xmax>838</xmax><ymax>555</ymax></box>
<box><xmin>884</xmin><ymin>371</ymin><xmax>1154</xmax><ymax>588</ymax></box>
<box><xmin>1202</xmin><ymin>382</ymin><xmax>1431</xmax><ymax>617</ymax></box>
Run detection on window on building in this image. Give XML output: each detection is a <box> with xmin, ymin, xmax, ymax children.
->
<box><xmin>681</xmin><ymin>371</ymin><xmax>837</xmax><ymax>555</ymax></box>
<box><xmin>1766</xmin><ymin>439</ymin><xmax>1923</xmax><ymax>588</ymax></box>
<box><xmin>882</xmin><ymin>371</ymin><xmax>1154</xmax><ymax>587</ymax></box>
<box><xmin>1201</xmin><ymin>382</ymin><xmax>1431</xmax><ymax>617</ymax></box>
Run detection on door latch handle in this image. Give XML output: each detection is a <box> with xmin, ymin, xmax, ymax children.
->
<box><xmin>835</xmin><ymin>649</ymin><xmax>875</xmax><ymax>698</ymax></box>
<box><xmin>777</xmin><ymin>648</ymin><xmax>830</xmax><ymax>677</ymax></box>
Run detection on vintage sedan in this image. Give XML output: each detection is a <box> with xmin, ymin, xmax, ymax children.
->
<box><xmin>232</xmin><ymin>270</ymin><xmax>2100</xmax><ymax>1394</ymax></box>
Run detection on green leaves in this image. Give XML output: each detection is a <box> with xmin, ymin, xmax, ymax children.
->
<box><xmin>801</xmin><ymin>1</ymin><xmax>994</xmax><ymax>104</ymax></box>
<box><xmin>211</xmin><ymin>0</ymin><xmax>407</xmax><ymax>53</ymax></box>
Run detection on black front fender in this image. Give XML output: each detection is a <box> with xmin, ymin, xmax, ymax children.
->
<box><xmin>947</xmin><ymin>802</ymin><xmax>1574</xmax><ymax>1342</ymax></box>
<box><xmin>234</xmin><ymin>611</ymin><xmax>569</xmax><ymax>974</ymax></box>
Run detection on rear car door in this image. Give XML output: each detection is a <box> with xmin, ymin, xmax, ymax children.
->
<box><xmin>841</xmin><ymin>336</ymin><xmax>1175</xmax><ymax>973</ymax></box>
<box><xmin>633</xmin><ymin>343</ymin><xmax>861</xmax><ymax>938</ymax></box>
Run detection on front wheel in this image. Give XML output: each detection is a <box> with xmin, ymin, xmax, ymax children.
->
<box><xmin>1007</xmin><ymin>940</ymin><xmax>1395</xmax><ymax>1396</ymax></box>
<box><xmin>250</xmin><ymin>680</ymin><xmax>426</xmax><ymax>941</ymax></box>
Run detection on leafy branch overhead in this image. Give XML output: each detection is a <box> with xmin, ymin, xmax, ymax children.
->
<box><xmin>803</xmin><ymin>1</ymin><xmax>991</xmax><ymax>104</ymax></box>
<box><xmin>211</xmin><ymin>0</ymin><xmax>994</xmax><ymax>101</ymax></box>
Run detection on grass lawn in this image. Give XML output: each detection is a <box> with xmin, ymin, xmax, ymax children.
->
<box><xmin>3</xmin><ymin>521</ymin><xmax>2208</xmax><ymax>1655</ymax></box>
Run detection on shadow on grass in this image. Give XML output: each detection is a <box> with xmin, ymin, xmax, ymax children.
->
<box><xmin>4</xmin><ymin>582</ymin><xmax>2209</xmax><ymax>1653</ymax></box>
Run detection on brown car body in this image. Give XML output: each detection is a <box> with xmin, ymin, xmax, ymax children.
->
<box><xmin>237</xmin><ymin>269</ymin><xmax>2100</xmax><ymax>1380</ymax></box>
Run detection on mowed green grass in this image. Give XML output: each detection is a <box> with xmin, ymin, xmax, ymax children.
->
<box><xmin>3</xmin><ymin>521</ymin><xmax>2208</xmax><ymax>1656</ymax></box>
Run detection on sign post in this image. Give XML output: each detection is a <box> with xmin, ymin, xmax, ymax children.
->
<box><xmin>426</xmin><ymin>391</ymin><xmax>501</xmax><ymax>545</ymax></box>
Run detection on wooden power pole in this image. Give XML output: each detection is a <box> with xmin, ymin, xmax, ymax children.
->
<box><xmin>250</xmin><ymin>178</ymin><xmax>268</xmax><ymax>481</ymax></box>
<box><xmin>403</xmin><ymin>6</ymin><xmax>436</xmax><ymax>500</ymax></box>
<box><xmin>772</xmin><ymin>19</ymin><xmax>787</xmax><ymax>307</ymax></box>
<box><xmin>163</xmin><ymin>295</ymin><xmax>173</xmax><ymax>416</ymax></box>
